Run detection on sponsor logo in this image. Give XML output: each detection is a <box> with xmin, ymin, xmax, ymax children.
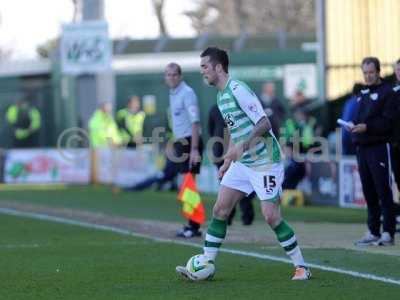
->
<box><xmin>224</xmin><ymin>113</ymin><xmax>235</xmax><ymax>127</ymax></box>
<box><xmin>361</xmin><ymin>89</ymin><xmax>370</xmax><ymax>94</ymax></box>
<box><xmin>370</xmin><ymin>93</ymin><xmax>378</xmax><ymax>101</ymax></box>
<box><xmin>188</xmin><ymin>106</ymin><xmax>198</xmax><ymax>118</ymax></box>
<box><xmin>248</xmin><ymin>103</ymin><xmax>258</xmax><ymax>113</ymax></box>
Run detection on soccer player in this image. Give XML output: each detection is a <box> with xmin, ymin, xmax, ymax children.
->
<box><xmin>176</xmin><ymin>47</ymin><xmax>311</xmax><ymax>280</ymax></box>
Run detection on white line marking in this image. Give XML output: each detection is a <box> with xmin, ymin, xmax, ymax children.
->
<box><xmin>1</xmin><ymin>207</ymin><xmax>399</xmax><ymax>286</ymax></box>
<box><xmin>0</xmin><ymin>243</ymin><xmax>41</xmax><ymax>249</ymax></box>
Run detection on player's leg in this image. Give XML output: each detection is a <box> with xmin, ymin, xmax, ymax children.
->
<box><xmin>203</xmin><ymin>185</ymin><xmax>246</xmax><ymax>261</ymax></box>
<box><xmin>176</xmin><ymin>185</ymin><xmax>245</xmax><ymax>279</ymax></box>
<box><xmin>250</xmin><ymin>163</ymin><xmax>311</xmax><ymax>280</ymax></box>
<box><xmin>260</xmin><ymin>201</ymin><xmax>310</xmax><ymax>280</ymax></box>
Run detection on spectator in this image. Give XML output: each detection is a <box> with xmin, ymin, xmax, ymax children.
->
<box><xmin>341</xmin><ymin>83</ymin><xmax>364</xmax><ymax>155</ymax></box>
<box><xmin>116</xmin><ymin>95</ymin><xmax>146</xmax><ymax>148</ymax></box>
<box><xmin>6</xmin><ymin>99</ymin><xmax>41</xmax><ymax>148</ymax></box>
<box><xmin>282</xmin><ymin>106</ymin><xmax>321</xmax><ymax>189</ymax></box>
<box><xmin>290</xmin><ymin>90</ymin><xmax>311</xmax><ymax>110</ymax></box>
<box><xmin>88</xmin><ymin>102</ymin><xmax>121</xmax><ymax>148</ymax></box>
<box><xmin>260</xmin><ymin>82</ymin><xmax>286</xmax><ymax>136</ymax></box>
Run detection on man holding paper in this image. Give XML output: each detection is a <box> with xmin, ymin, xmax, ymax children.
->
<box><xmin>352</xmin><ymin>57</ymin><xmax>397</xmax><ymax>246</ymax></box>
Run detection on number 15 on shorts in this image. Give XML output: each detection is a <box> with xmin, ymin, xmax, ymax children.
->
<box><xmin>263</xmin><ymin>175</ymin><xmax>276</xmax><ymax>194</ymax></box>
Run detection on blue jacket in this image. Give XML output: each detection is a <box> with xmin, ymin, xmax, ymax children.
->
<box><xmin>341</xmin><ymin>95</ymin><xmax>357</xmax><ymax>154</ymax></box>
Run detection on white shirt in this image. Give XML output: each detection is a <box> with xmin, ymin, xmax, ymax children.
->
<box><xmin>169</xmin><ymin>81</ymin><xmax>200</xmax><ymax>139</ymax></box>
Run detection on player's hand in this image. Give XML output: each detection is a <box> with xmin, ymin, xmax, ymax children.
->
<box><xmin>218</xmin><ymin>159</ymin><xmax>231</xmax><ymax>180</ymax></box>
<box><xmin>351</xmin><ymin>123</ymin><xmax>367</xmax><ymax>133</ymax></box>
<box><xmin>224</xmin><ymin>145</ymin><xmax>243</xmax><ymax>162</ymax></box>
<box><xmin>189</xmin><ymin>148</ymin><xmax>201</xmax><ymax>169</ymax></box>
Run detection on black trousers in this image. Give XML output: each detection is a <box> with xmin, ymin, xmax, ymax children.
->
<box><xmin>356</xmin><ymin>144</ymin><xmax>396</xmax><ymax>236</ymax></box>
<box><xmin>391</xmin><ymin>143</ymin><xmax>400</xmax><ymax>196</ymax></box>
<box><xmin>390</xmin><ymin>143</ymin><xmax>400</xmax><ymax>219</ymax></box>
<box><xmin>174</xmin><ymin>136</ymin><xmax>204</xmax><ymax>231</ymax></box>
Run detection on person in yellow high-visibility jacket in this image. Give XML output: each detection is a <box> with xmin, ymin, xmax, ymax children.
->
<box><xmin>6</xmin><ymin>99</ymin><xmax>41</xmax><ymax>148</ymax></box>
<box><xmin>116</xmin><ymin>95</ymin><xmax>146</xmax><ymax>148</ymax></box>
<box><xmin>88</xmin><ymin>102</ymin><xmax>122</xmax><ymax>148</ymax></box>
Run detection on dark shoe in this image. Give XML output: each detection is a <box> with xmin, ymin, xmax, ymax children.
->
<box><xmin>242</xmin><ymin>219</ymin><xmax>253</xmax><ymax>226</ymax></box>
<box><xmin>176</xmin><ymin>226</ymin><xmax>202</xmax><ymax>238</ymax></box>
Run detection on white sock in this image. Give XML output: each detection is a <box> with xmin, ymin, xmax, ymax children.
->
<box><xmin>287</xmin><ymin>246</ymin><xmax>306</xmax><ymax>267</ymax></box>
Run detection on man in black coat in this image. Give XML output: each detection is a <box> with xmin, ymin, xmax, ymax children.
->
<box><xmin>391</xmin><ymin>59</ymin><xmax>400</xmax><ymax>231</ymax></box>
<box><xmin>352</xmin><ymin>57</ymin><xmax>397</xmax><ymax>246</ymax></box>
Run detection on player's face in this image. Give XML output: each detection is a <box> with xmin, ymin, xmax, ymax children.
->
<box><xmin>362</xmin><ymin>63</ymin><xmax>380</xmax><ymax>86</ymax></box>
<box><xmin>395</xmin><ymin>63</ymin><xmax>400</xmax><ymax>82</ymax></box>
<box><xmin>165</xmin><ymin>66</ymin><xmax>182</xmax><ymax>89</ymax></box>
<box><xmin>200</xmin><ymin>56</ymin><xmax>217</xmax><ymax>86</ymax></box>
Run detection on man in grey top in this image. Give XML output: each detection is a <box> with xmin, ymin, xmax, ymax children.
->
<box><xmin>165</xmin><ymin>62</ymin><xmax>204</xmax><ymax>238</ymax></box>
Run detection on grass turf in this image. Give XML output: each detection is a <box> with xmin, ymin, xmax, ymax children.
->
<box><xmin>0</xmin><ymin>213</ymin><xmax>399</xmax><ymax>300</ymax></box>
<box><xmin>0</xmin><ymin>186</ymin><xmax>366</xmax><ymax>224</ymax></box>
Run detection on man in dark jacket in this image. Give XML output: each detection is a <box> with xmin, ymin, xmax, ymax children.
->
<box><xmin>260</xmin><ymin>82</ymin><xmax>286</xmax><ymax>136</ymax></box>
<box><xmin>352</xmin><ymin>57</ymin><xmax>397</xmax><ymax>246</ymax></box>
<box><xmin>391</xmin><ymin>59</ymin><xmax>400</xmax><ymax>230</ymax></box>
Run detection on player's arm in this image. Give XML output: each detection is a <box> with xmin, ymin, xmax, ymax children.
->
<box><xmin>184</xmin><ymin>90</ymin><xmax>201</xmax><ymax>166</ymax></box>
<box><xmin>224</xmin><ymin>83</ymin><xmax>272</xmax><ymax>161</ymax></box>
<box><xmin>191</xmin><ymin>121</ymin><xmax>201</xmax><ymax>156</ymax></box>
<box><xmin>240</xmin><ymin>116</ymin><xmax>271</xmax><ymax>152</ymax></box>
<box><xmin>224</xmin><ymin>117</ymin><xmax>271</xmax><ymax>162</ymax></box>
<box><xmin>218</xmin><ymin>134</ymin><xmax>234</xmax><ymax>179</ymax></box>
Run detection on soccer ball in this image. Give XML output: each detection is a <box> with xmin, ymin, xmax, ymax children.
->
<box><xmin>186</xmin><ymin>254</ymin><xmax>215</xmax><ymax>281</ymax></box>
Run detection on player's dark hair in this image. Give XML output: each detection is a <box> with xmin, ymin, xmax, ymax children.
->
<box><xmin>361</xmin><ymin>56</ymin><xmax>381</xmax><ymax>73</ymax></box>
<box><xmin>200</xmin><ymin>47</ymin><xmax>229</xmax><ymax>73</ymax></box>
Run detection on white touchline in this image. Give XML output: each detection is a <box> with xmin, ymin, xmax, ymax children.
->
<box><xmin>1</xmin><ymin>207</ymin><xmax>399</xmax><ymax>286</ymax></box>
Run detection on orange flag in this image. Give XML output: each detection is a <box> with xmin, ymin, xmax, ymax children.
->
<box><xmin>177</xmin><ymin>173</ymin><xmax>206</xmax><ymax>224</ymax></box>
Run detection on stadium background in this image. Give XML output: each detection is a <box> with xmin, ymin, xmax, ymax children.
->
<box><xmin>0</xmin><ymin>1</ymin><xmax>400</xmax><ymax>298</ymax></box>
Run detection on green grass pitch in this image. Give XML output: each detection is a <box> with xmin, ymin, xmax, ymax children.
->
<box><xmin>0</xmin><ymin>186</ymin><xmax>399</xmax><ymax>299</ymax></box>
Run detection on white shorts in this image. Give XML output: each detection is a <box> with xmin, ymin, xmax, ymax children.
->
<box><xmin>220</xmin><ymin>161</ymin><xmax>284</xmax><ymax>202</ymax></box>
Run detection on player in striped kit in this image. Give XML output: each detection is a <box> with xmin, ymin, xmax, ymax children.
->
<box><xmin>176</xmin><ymin>47</ymin><xmax>311</xmax><ymax>280</ymax></box>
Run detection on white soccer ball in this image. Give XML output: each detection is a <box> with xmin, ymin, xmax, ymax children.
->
<box><xmin>186</xmin><ymin>254</ymin><xmax>215</xmax><ymax>281</ymax></box>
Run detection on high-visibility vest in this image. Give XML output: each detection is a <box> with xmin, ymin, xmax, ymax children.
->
<box><xmin>88</xmin><ymin>109</ymin><xmax>122</xmax><ymax>148</ymax></box>
<box><xmin>116</xmin><ymin>109</ymin><xmax>145</xmax><ymax>144</ymax></box>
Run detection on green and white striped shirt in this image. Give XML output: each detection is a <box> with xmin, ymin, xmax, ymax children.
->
<box><xmin>217</xmin><ymin>78</ymin><xmax>281</xmax><ymax>168</ymax></box>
